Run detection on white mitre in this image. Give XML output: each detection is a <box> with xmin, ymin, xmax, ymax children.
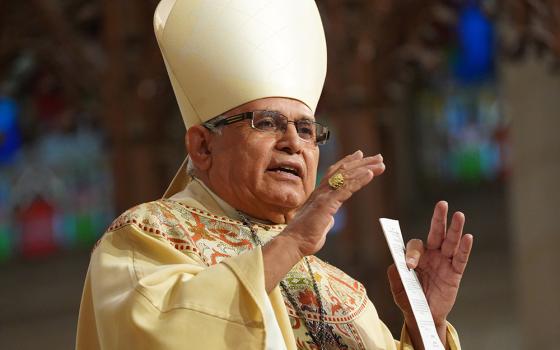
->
<box><xmin>154</xmin><ymin>0</ymin><xmax>327</xmax><ymax>197</ymax></box>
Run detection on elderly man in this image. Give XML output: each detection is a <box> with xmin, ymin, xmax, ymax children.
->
<box><xmin>76</xmin><ymin>0</ymin><xmax>473</xmax><ymax>349</ymax></box>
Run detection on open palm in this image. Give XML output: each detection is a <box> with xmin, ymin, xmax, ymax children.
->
<box><xmin>388</xmin><ymin>201</ymin><xmax>474</xmax><ymax>325</ymax></box>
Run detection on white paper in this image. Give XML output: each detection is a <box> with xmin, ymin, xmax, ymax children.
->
<box><xmin>379</xmin><ymin>218</ymin><xmax>445</xmax><ymax>350</ymax></box>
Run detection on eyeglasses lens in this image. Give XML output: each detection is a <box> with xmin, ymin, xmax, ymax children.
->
<box><xmin>251</xmin><ymin>111</ymin><xmax>327</xmax><ymax>144</ymax></box>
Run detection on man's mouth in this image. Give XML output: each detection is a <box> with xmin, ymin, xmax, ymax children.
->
<box><xmin>266</xmin><ymin>161</ymin><xmax>303</xmax><ymax>178</ymax></box>
<box><xmin>268</xmin><ymin>166</ymin><xmax>300</xmax><ymax>177</ymax></box>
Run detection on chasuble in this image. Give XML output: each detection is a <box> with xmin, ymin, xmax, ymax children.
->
<box><xmin>76</xmin><ymin>178</ymin><xmax>461</xmax><ymax>349</ymax></box>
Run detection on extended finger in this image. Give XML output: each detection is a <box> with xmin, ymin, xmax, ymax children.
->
<box><xmin>441</xmin><ymin>211</ymin><xmax>465</xmax><ymax>258</ymax></box>
<box><xmin>426</xmin><ymin>201</ymin><xmax>448</xmax><ymax>249</ymax></box>
<box><xmin>405</xmin><ymin>239</ymin><xmax>425</xmax><ymax>269</ymax></box>
<box><xmin>324</xmin><ymin>159</ymin><xmax>383</xmax><ymax>201</ymax></box>
<box><xmin>329</xmin><ymin>153</ymin><xmax>383</xmax><ymax>176</ymax></box>
<box><xmin>327</xmin><ymin>150</ymin><xmax>364</xmax><ymax>176</ymax></box>
<box><xmin>339</xmin><ymin>156</ymin><xmax>384</xmax><ymax>182</ymax></box>
<box><xmin>367</xmin><ymin>161</ymin><xmax>386</xmax><ymax>176</ymax></box>
<box><xmin>340</xmin><ymin>154</ymin><xmax>383</xmax><ymax>172</ymax></box>
<box><xmin>331</xmin><ymin>159</ymin><xmax>383</xmax><ymax>182</ymax></box>
<box><xmin>336</xmin><ymin>167</ymin><xmax>375</xmax><ymax>195</ymax></box>
<box><xmin>337</xmin><ymin>158</ymin><xmax>384</xmax><ymax>176</ymax></box>
<box><xmin>326</xmin><ymin>158</ymin><xmax>379</xmax><ymax>187</ymax></box>
<box><xmin>452</xmin><ymin>234</ymin><xmax>473</xmax><ymax>274</ymax></box>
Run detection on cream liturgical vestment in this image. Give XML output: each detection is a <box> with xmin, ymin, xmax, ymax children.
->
<box><xmin>77</xmin><ymin>1</ymin><xmax>464</xmax><ymax>348</ymax></box>
<box><xmin>76</xmin><ymin>177</ymin><xmax>461</xmax><ymax>350</ymax></box>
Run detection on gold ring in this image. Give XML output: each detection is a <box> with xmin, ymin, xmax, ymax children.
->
<box><xmin>328</xmin><ymin>173</ymin><xmax>345</xmax><ymax>190</ymax></box>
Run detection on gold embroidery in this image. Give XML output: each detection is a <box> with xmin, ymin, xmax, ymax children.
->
<box><xmin>103</xmin><ymin>199</ymin><xmax>367</xmax><ymax>349</ymax></box>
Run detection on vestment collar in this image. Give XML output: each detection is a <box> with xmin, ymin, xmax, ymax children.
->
<box><xmin>169</xmin><ymin>176</ymin><xmax>277</xmax><ymax>226</ymax></box>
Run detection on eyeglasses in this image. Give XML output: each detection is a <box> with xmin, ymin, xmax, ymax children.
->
<box><xmin>203</xmin><ymin>110</ymin><xmax>330</xmax><ymax>145</ymax></box>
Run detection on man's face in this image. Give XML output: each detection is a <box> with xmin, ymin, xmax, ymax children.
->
<box><xmin>206</xmin><ymin>97</ymin><xmax>320</xmax><ymax>219</ymax></box>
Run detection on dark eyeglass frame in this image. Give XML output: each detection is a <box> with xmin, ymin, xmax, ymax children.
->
<box><xmin>203</xmin><ymin>110</ymin><xmax>330</xmax><ymax>145</ymax></box>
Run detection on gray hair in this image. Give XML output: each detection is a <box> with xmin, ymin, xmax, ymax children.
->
<box><xmin>186</xmin><ymin>119</ymin><xmax>226</xmax><ymax>176</ymax></box>
<box><xmin>205</xmin><ymin>125</ymin><xmax>223</xmax><ymax>135</ymax></box>
<box><xmin>203</xmin><ymin>116</ymin><xmax>226</xmax><ymax>135</ymax></box>
<box><xmin>186</xmin><ymin>155</ymin><xmax>196</xmax><ymax>177</ymax></box>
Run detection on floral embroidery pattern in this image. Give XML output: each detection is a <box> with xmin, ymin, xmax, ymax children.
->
<box><xmin>283</xmin><ymin>257</ymin><xmax>368</xmax><ymax>349</ymax></box>
<box><xmin>104</xmin><ymin>199</ymin><xmax>367</xmax><ymax>349</ymax></box>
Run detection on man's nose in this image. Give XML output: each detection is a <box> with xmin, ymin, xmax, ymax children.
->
<box><xmin>276</xmin><ymin>122</ymin><xmax>303</xmax><ymax>154</ymax></box>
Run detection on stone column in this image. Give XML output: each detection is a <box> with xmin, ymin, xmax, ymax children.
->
<box><xmin>501</xmin><ymin>54</ymin><xmax>560</xmax><ymax>348</ymax></box>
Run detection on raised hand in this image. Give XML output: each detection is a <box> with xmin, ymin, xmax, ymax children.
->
<box><xmin>387</xmin><ymin>201</ymin><xmax>474</xmax><ymax>347</ymax></box>
<box><xmin>263</xmin><ymin>150</ymin><xmax>385</xmax><ymax>292</ymax></box>
<box><xmin>283</xmin><ymin>150</ymin><xmax>385</xmax><ymax>257</ymax></box>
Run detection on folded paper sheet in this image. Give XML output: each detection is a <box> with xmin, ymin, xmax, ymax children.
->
<box><xmin>379</xmin><ymin>218</ymin><xmax>445</xmax><ymax>350</ymax></box>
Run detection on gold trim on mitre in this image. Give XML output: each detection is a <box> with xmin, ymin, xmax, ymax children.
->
<box><xmin>154</xmin><ymin>0</ymin><xmax>327</xmax><ymax>198</ymax></box>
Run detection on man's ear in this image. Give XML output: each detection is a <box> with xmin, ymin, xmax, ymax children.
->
<box><xmin>186</xmin><ymin>125</ymin><xmax>213</xmax><ymax>171</ymax></box>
